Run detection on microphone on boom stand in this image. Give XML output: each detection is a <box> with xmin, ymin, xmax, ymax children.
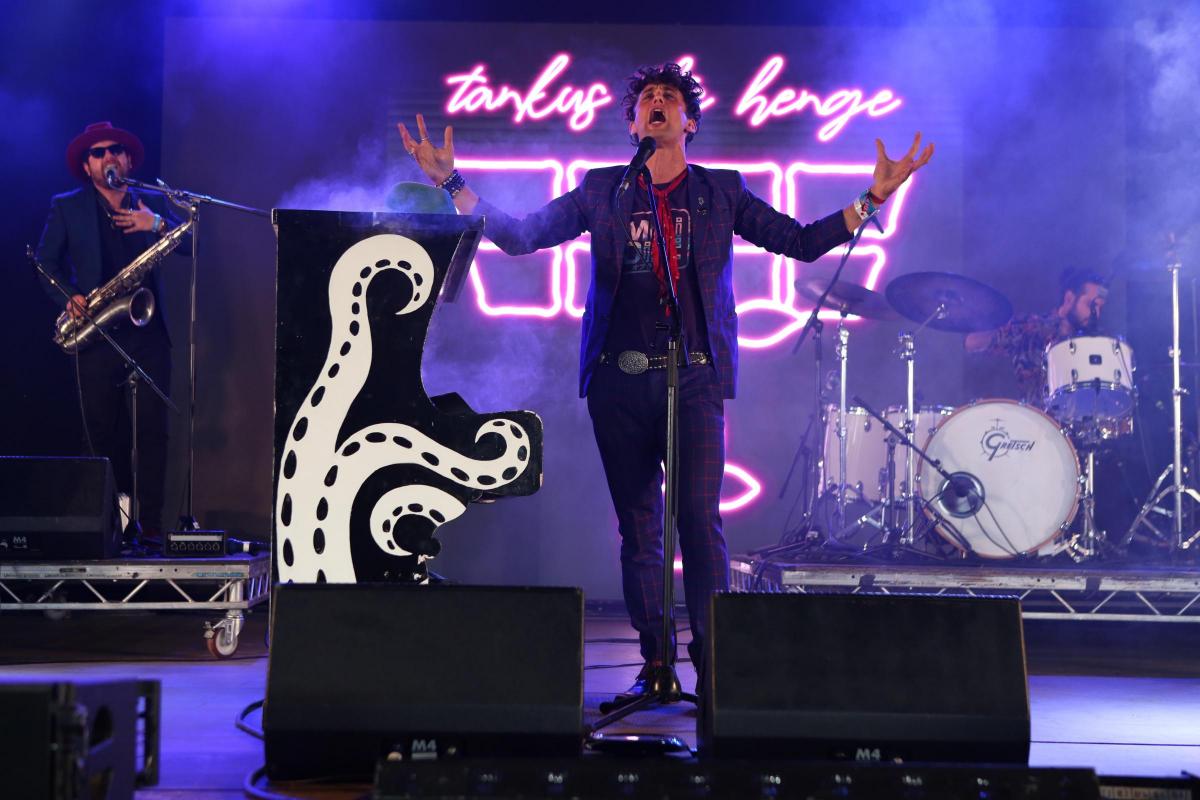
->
<box><xmin>104</xmin><ymin>165</ymin><xmax>125</xmax><ymax>189</ymax></box>
<box><xmin>616</xmin><ymin>136</ymin><xmax>657</xmax><ymax>196</ymax></box>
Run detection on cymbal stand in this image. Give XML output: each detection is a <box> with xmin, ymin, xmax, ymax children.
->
<box><xmin>775</xmin><ymin>220</ymin><xmax>875</xmax><ymax>548</ymax></box>
<box><xmin>896</xmin><ymin>302</ymin><xmax>947</xmax><ymax>545</ymax></box>
<box><xmin>834</xmin><ymin>311</ymin><xmax>851</xmax><ymax>534</ymax></box>
<box><xmin>1125</xmin><ymin>253</ymin><xmax>1200</xmax><ymax>552</ymax></box>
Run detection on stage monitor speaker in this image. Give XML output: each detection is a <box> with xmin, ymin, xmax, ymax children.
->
<box><xmin>0</xmin><ymin>456</ymin><xmax>119</xmax><ymax>560</ymax></box>
<box><xmin>701</xmin><ymin>592</ymin><xmax>1030</xmax><ymax>763</ymax></box>
<box><xmin>0</xmin><ymin>678</ymin><xmax>160</xmax><ymax>800</ymax></box>
<box><xmin>263</xmin><ymin>583</ymin><xmax>584</xmax><ymax>781</ymax></box>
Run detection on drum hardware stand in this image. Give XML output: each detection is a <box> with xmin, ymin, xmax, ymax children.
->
<box><xmin>591</xmin><ymin>167</ymin><xmax>696</xmax><ymax>740</ymax></box>
<box><xmin>27</xmin><ymin>247</ymin><xmax>179</xmax><ymax>549</ymax></box>
<box><xmin>774</xmin><ymin>220</ymin><xmax>875</xmax><ymax>552</ymax></box>
<box><xmin>1063</xmin><ymin>445</ymin><xmax>1108</xmax><ymax>560</ymax></box>
<box><xmin>118</xmin><ymin>175</ymin><xmax>268</xmax><ymax>532</ymax></box>
<box><xmin>851</xmin><ymin>395</ymin><xmax>967</xmax><ymax>559</ymax></box>
<box><xmin>1124</xmin><ymin>250</ymin><xmax>1200</xmax><ymax>553</ymax></box>
<box><xmin>896</xmin><ymin>302</ymin><xmax>947</xmax><ymax>545</ymax></box>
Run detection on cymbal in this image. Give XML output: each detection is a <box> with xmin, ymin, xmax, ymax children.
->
<box><xmin>885</xmin><ymin>272</ymin><xmax>1013</xmax><ymax>333</ymax></box>
<box><xmin>795</xmin><ymin>278</ymin><xmax>898</xmax><ymax>320</ymax></box>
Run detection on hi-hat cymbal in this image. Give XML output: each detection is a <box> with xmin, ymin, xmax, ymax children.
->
<box><xmin>795</xmin><ymin>278</ymin><xmax>898</xmax><ymax>320</ymax></box>
<box><xmin>885</xmin><ymin>271</ymin><xmax>1013</xmax><ymax>333</ymax></box>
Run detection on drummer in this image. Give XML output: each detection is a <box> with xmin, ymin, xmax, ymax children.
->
<box><xmin>964</xmin><ymin>268</ymin><xmax>1109</xmax><ymax>405</ymax></box>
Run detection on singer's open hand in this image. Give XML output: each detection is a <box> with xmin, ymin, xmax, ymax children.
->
<box><xmin>871</xmin><ymin>132</ymin><xmax>934</xmax><ymax>201</ymax></box>
<box><xmin>398</xmin><ymin>114</ymin><xmax>455</xmax><ymax>184</ymax></box>
<box><xmin>113</xmin><ymin>200</ymin><xmax>157</xmax><ymax>234</ymax></box>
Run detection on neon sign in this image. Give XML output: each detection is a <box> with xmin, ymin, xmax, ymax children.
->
<box><xmin>445</xmin><ymin>53</ymin><xmax>613</xmax><ymax>132</ymax></box>
<box><xmin>443</xmin><ymin>54</ymin><xmax>902</xmax><ymax>140</ymax></box>
<box><xmin>734</xmin><ymin>56</ymin><xmax>902</xmax><ymax>141</ymax></box>
<box><xmin>453</xmin><ymin>156</ymin><xmax>915</xmax><ymax>512</ymax></box>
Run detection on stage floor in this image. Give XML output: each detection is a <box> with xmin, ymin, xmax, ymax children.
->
<box><xmin>0</xmin><ymin>610</ymin><xmax>1197</xmax><ymax>798</ymax></box>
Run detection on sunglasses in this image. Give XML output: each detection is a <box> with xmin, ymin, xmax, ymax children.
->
<box><xmin>87</xmin><ymin>144</ymin><xmax>126</xmax><ymax>159</ymax></box>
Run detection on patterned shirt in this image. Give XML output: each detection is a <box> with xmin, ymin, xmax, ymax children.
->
<box><xmin>985</xmin><ymin>310</ymin><xmax>1070</xmax><ymax>405</ymax></box>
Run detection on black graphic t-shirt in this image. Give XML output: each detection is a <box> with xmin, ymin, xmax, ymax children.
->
<box><xmin>606</xmin><ymin>173</ymin><xmax>710</xmax><ymax>357</ymax></box>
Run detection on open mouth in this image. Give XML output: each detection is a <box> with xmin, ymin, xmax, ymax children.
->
<box><xmin>649</xmin><ymin>108</ymin><xmax>666</xmax><ymax>125</ymax></box>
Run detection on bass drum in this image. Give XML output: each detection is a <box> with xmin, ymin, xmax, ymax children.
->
<box><xmin>917</xmin><ymin>399</ymin><xmax>1080</xmax><ymax>558</ymax></box>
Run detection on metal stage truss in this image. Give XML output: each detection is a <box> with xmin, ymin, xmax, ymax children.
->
<box><xmin>730</xmin><ymin>557</ymin><xmax>1200</xmax><ymax>623</ymax></box>
<box><xmin>0</xmin><ymin>554</ymin><xmax>271</xmax><ymax>656</ymax></box>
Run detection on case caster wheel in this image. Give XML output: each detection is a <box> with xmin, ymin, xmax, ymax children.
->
<box><xmin>204</xmin><ymin>619</ymin><xmax>240</xmax><ymax>658</ymax></box>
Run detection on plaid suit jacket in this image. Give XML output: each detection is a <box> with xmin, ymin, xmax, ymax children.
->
<box><xmin>477</xmin><ymin>163</ymin><xmax>852</xmax><ymax>399</ymax></box>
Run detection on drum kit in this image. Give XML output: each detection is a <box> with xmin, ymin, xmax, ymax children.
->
<box><xmin>793</xmin><ymin>270</ymin><xmax>1144</xmax><ymax>563</ymax></box>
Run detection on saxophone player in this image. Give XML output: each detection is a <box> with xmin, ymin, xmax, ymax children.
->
<box><xmin>35</xmin><ymin>121</ymin><xmax>185</xmax><ymax>546</ymax></box>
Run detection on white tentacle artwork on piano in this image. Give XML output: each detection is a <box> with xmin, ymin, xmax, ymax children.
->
<box><xmin>274</xmin><ymin>234</ymin><xmax>533</xmax><ymax>584</ymax></box>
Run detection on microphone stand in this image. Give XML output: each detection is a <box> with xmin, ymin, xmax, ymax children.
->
<box><xmin>590</xmin><ymin>165</ymin><xmax>697</xmax><ymax>739</ymax></box>
<box><xmin>118</xmin><ymin>176</ymin><xmax>267</xmax><ymax>532</ymax></box>
<box><xmin>850</xmin><ymin>396</ymin><xmax>976</xmax><ymax>554</ymax></box>
<box><xmin>28</xmin><ymin>247</ymin><xmax>179</xmax><ymax>550</ymax></box>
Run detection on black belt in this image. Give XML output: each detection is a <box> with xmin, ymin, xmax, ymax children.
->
<box><xmin>599</xmin><ymin>350</ymin><xmax>711</xmax><ymax>375</ymax></box>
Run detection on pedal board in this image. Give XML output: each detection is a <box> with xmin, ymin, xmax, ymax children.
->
<box><xmin>164</xmin><ymin>530</ymin><xmax>227</xmax><ymax>558</ymax></box>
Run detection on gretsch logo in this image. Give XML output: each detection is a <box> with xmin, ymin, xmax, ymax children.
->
<box><xmin>980</xmin><ymin>419</ymin><xmax>1036</xmax><ymax>462</ymax></box>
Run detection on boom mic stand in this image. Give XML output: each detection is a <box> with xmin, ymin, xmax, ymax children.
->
<box><xmin>851</xmin><ymin>395</ymin><xmax>977</xmax><ymax>554</ymax></box>
<box><xmin>590</xmin><ymin>166</ymin><xmax>697</xmax><ymax>741</ymax></box>
<box><xmin>116</xmin><ymin>175</ymin><xmax>267</xmax><ymax>531</ymax></box>
<box><xmin>28</xmin><ymin>247</ymin><xmax>179</xmax><ymax>549</ymax></box>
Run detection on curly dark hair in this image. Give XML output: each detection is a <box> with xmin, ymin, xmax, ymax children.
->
<box><xmin>1059</xmin><ymin>267</ymin><xmax>1109</xmax><ymax>297</ymax></box>
<box><xmin>621</xmin><ymin>63</ymin><xmax>705</xmax><ymax>145</ymax></box>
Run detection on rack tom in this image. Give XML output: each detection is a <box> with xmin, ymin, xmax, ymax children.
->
<box><xmin>1044</xmin><ymin>336</ymin><xmax>1135</xmax><ymax>425</ymax></box>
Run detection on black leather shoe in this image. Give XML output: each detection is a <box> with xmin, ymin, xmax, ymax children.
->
<box><xmin>608</xmin><ymin>663</ymin><xmax>681</xmax><ymax>706</ymax></box>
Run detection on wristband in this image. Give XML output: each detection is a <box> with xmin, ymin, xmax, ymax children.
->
<box><xmin>437</xmin><ymin>170</ymin><xmax>467</xmax><ymax>198</ymax></box>
<box><xmin>152</xmin><ymin>213</ymin><xmax>164</xmax><ymax>234</ymax></box>
<box><xmin>852</xmin><ymin>190</ymin><xmax>880</xmax><ymax>222</ymax></box>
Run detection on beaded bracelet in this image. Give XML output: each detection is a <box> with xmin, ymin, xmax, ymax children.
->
<box><xmin>438</xmin><ymin>169</ymin><xmax>467</xmax><ymax>198</ymax></box>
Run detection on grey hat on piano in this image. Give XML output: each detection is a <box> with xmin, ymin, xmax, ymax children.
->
<box><xmin>385</xmin><ymin>181</ymin><xmax>457</xmax><ymax>215</ymax></box>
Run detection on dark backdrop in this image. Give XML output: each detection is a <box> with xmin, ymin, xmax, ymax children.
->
<box><xmin>3</xmin><ymin>1</ymin><xmax>1198</xmax><ymax>599</ymax></box>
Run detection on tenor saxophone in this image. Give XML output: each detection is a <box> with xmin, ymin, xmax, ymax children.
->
<box><xmin>52</xmin><ymin>216</ymin><xmax>194</xmax><ymax>354</ymax></box>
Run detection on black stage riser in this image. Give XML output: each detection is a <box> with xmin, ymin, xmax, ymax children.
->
<box><xmin>262</xmin><ymin>583</ymin><xmax>584</xmax><ymax>781</ymax></box>
<box><xmin>0</xmin><ymin>456</ymin><xmax>119</xmax><ymax>560</ymax></box>
<box><xmin>701</xmin><ymin>593</ymin><xmax>1031</xmax><ymax>763</ymax></box>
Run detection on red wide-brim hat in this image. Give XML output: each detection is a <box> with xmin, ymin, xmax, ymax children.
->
<box><xmin>65</xmin><ymin>121</ymin><xmax>144</xmax><ymax>182</ymax></box>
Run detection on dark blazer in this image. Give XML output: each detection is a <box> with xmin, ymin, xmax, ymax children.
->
<box><xmin>478</xmin><ymin>163</ymin><xmax>852</xmax><ymax>399</ymax></box>
<box><xmin>36</xmin><ymin>185</ymin><xmax>187</xmax><ymax>326</ymax></box>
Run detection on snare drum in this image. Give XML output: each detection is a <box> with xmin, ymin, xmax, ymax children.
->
<box><xmin>917</xmin><ymin>399</ymin><xmax>1080</xmax><ymax>558</ymax></box>
<box><xmin>1045</xmin><ymin>336</ymin><xmax>1135</xmax><ymax>424</ymax></box>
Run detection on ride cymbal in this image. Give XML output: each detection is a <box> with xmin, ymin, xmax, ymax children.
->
<box><xmin>885</xmin><ymin>271</ymin><xmax>1013</xmax><ymax>332</ymax></box>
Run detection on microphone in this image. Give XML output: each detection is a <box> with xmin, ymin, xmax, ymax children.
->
<box><xmin>617</xmin><ymin>136</ymin><xmax>657</xmax><ymax>196</ymax></box>
<box><xmin>940</xmin><ymin>471</ymin><xmax>984</xmax><ymax>517</ymax></box>
<box><xmin>104</xmin><ymin>165</ymin><xmax>124</xmax><ymax>189</ymax></box>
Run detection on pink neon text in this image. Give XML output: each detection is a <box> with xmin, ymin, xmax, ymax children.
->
<box><xmin>444</xmin><ymin>54</ymin><xmax>613</xmax><ymax>132</ymax></box>
<box><xmin>735</xmin><ymin>56</ymin><xmax>902</xmax><ymax>141</ymax></box>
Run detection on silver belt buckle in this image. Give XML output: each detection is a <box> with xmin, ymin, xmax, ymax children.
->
<box><xmin>617</xmin><ymin>350</ymin><xmax>650</xmax><ymax>375</ymax></box>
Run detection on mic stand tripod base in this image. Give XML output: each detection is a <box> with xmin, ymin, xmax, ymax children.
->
<box><xmin>589</xmin><ymin>664</ymin><xmax>699</xmax><ymax>753</ymax></box>
<box><xmin>122</xmin><ymin>518</ymin><xmax>144</xmax><ymax>553</ymax></box>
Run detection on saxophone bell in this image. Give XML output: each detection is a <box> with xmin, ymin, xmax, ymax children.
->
<box><xmin>127</xmin><ymin>286</ymin><xmax>155</xmax><ymax>327</ymax></box>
